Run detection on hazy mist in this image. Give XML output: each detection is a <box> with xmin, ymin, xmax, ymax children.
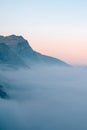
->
<box><xmin>0</xmin><ymin>66</ymin><xmax>87</xmax><ymax>130</ymax></box>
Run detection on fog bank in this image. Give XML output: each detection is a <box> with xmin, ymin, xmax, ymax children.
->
<box><xmin>0</xmin><ymin>66</ymin><xmax>87</xmax><ymax>130</ymax></box>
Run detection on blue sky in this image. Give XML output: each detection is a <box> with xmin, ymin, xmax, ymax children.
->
<box><xmin>0</xmin><ymin>0</ymin><xmax>87</xmax><ymax>65</ymax></box>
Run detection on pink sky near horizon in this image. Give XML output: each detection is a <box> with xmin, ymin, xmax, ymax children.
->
<box><xmin>30</xmin><ymin>41</ymin><xmax>87</xmax><ymax>66</ymax></box>
<box><xmin>24</xmin><ymin>30</ymin><xmax>87</xmax><ymax>66</ymax></box>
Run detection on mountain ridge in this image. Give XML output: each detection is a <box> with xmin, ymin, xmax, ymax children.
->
<box><xmin>0</xmin><ymin>35</ymin><xmax>69</xmax><ymax>68</ymax></box>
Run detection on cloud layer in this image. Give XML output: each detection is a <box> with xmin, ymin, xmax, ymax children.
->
<box><xmin>0</xmin><ymin>66</ymin><xmax>87</xmax><ymax>130</ymax></box>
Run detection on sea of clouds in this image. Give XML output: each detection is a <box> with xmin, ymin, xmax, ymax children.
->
<box><xmin>0</xmin><ymin>66</ymin><xmax>87</xmax><ymax>130</ymax></box>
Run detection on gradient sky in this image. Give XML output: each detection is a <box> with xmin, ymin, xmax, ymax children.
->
<box><xmin>0</xmin><ymin>0</ymin><xmax>87</xmax><ymax>65</ymax></box>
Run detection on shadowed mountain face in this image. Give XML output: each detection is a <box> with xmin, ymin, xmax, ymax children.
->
<box><xmin>0</xmin><ymin>43</ymin><xmax>26</xmax><ymax>66</ymax></box>
<box><xmin>0</xmin><ymin>35</ymin><xmax>68</xmax><ymax>67</ymax></box>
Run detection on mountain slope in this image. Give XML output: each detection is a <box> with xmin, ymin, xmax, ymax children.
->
<box><xmin>0</xmin><ymin>42</ymin><xmax>26</xmax><ymax>66</ymax></box>
<box><xmin>0</xmin><ymin>35</ymin><xmax>68</xmax><ymax>67</ymax></box>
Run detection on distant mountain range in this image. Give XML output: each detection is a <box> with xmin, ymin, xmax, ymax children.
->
<box><xmin>0</xmin><ymin>35</ymin><xmax>68</xmax><ymax>68</ymax></box>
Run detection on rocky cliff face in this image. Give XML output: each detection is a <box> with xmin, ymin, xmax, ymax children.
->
<box><xmin>0</xmin><ymin>35</ymin><xmax>68</xmax><ymax>68</ymax></box>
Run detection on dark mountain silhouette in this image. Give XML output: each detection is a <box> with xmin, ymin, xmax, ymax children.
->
<box><xmin>0</xmin><ymin>35</ymin><xmax>68</xmax><ymax>68</ymax></box>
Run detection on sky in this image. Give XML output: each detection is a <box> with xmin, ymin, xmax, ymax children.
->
<box><xmin>0</xmin><ymin>0</ymin><xmax>87</xmax><ymax>65</ymax></box>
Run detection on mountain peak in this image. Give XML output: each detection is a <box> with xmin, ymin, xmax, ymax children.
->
<box><xmin>6</xmin><ymin>34</ymin><xmax>25</xmax><ymax>40</ymax></box>
<box><xmin>0</xmin><ymin>35</ymin><xmax>26</xmax><ymax>45</ymax></box>
<box><xmin>0</xmin><ymin>34</ymin><xmax>68</xmax><ymax>67</ymax></box>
